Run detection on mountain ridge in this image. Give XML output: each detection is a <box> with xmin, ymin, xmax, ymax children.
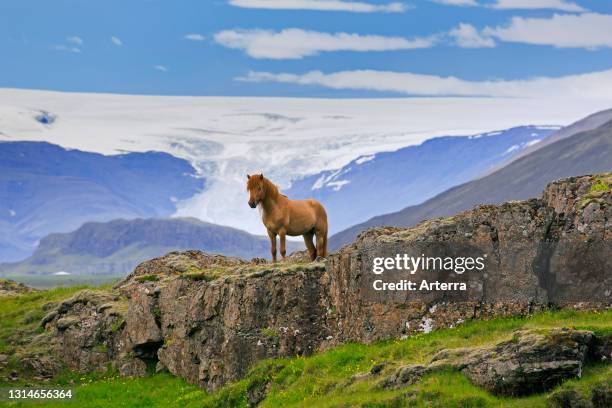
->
<box><xmin>287</xmin><ymin>126</ymin><xmax>557</xmax><ymax>233</ymax></box>
<box><xmin>0</xmin><ymin>217</ymin><xmax>303</xmax><ymax>276</ymax></box>
<box><xmin>0</xmin><ymin>141</ymin><xmax>205</xmax><ymax>262</ymax></box>
<box><xmin>0</xmin><ymin>218</ymin><xmax>303</xmax><ymax>276</ymax></box>
<box><xmin>330</xmin><ymin>115</ymin><xmax>612</xmax><ymax>249</ymax></box>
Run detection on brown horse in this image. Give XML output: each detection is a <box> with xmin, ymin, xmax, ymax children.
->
<box><xmin>247</xmin><ymin>174</ymin><xmax>328</xmax><ymax>262</ymax></box>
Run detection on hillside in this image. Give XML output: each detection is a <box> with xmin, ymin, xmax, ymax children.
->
<box><xmin>0</xmin><ymin>217</ymin><xmax>303</xmax><ymax>276</ymax></box>
<box><xmin>0</xmin><ymin>142</ymin><xmax>204</xmax><ymax>262</ymax></box>
<box><xmin>287</xmin><ymin>126</ymin><xmax>557</xmax><ymax>233</ymax></box>
<box><xmin>0</xmin><ymin>173</ymin><xmax>609</xmax><ymax>407</ymax></box>
<box><xmin>489</xmin><ymin>107</ymin><xmax>612</xmax><ymax>173</ymax></box>
<box><xmin>330</xmin><ymin>116</ymin><xmax>612</xmax><ymax>249</ymax></box>
<box><xmin>1</xmin><ymin>296</ymin><xmax>610</xmax><ymax>408</ymax></box>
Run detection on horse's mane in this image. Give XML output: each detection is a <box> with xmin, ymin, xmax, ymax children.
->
<box><xmin>248</xmin><ymin>175</ymin><xmax>284</xmax><ymax>200</ymax></box>
<box><xmin>263</xmin><ymin>177</ymin><xmax>281</xmax><ymax>199</ymax></box>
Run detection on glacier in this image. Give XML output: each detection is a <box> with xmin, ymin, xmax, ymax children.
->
<box><xmin>1</xmin><ymin>88</ymin><xmax>610</xmax><ymax>236</ymax></box>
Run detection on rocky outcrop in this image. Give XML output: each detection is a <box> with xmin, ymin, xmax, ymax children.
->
<box><xmin>380</xmin><ymin>328</ymin><xmax>610</xmax><ymax>396</ymax></box>
<box><xmin>323</xmin><ymin>173</ymin><xmax>611</xmax><ymax>345</ymax></box>
<box><xmin>0</xmin><ymin>279</ymin><xmax>35</xmax><ymax>296</ymax></box>
<box><xmin>548</xmin><ymin>383</ymin><xmax>612</xmax><ymax>408</ymax></box>
<box><xmin>40</xmin><ymin>174</ymin><xmax>610</xmax><ymax>393</ymax></box>
<box><xmin>41</xmin><ymin>290</ymin><xmax>131</xmax><ymax>374</ymax></box>
<box><xmin>154</xmin><ymin>261</ymin><xmax>328</xmax><ymax>390</ymax></box>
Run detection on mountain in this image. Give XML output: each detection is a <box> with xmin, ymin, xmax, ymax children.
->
<box><xmin>486</xmin><ymin>108</ymin><xmax>612</xmax><ymax>174</ymax></box>
<box><xmin>0</xmin><ymin>142</ymin><xmax>204</xmax><ymax>262</ymax></box>
<box><xmin>0</xmin><ymin>217</ymin><xmax>304</xmax><ymax>276</ymax></box>
<box><xmin>3</xmin><ymin>88</ymin><xmax>609</xmax><ymax>237</ymax></box>
<box><xmin>286</xmin><ymin>126</ymin><xmax>558</xmax><ymax>233</ymax></box>
<box><xmin>330</xmin><ymin>117</ymin><xmax>612</xmax><ymax>249</ymax></box>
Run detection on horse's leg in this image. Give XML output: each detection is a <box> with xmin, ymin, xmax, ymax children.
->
<box><xmin>315</xmin><ymin>225</ymin><xmax>328</xmax><ymax>259</ymax></box>
<box><xmin>303</xmin><ymin>231</ymin><xmax>316</xmax><ymax>261</ymax></box>
<box><xmin>268</xmin><ymin>230</ymin><xmax>277</xmax><ymax>262</ymax></box>
<box><xmin>279</xmin><ymin>229</ymin><xmax>287</xmax><ymax>260</ymax></box>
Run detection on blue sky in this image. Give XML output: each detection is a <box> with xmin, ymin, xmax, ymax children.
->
<box><xmin>1</xmin><ymin>0</ymin><xmax>612</xmax><ymax>97</ymax></box>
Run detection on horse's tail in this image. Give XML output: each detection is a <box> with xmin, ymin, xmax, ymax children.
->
<box><xmin>316</xmin><ymin>201</ymin><xmax>329</xmax><ymax>258</ymax></box>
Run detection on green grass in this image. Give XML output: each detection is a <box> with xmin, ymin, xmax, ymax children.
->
<box><xmin>590</xmin><ymin>178</ymin><xmax>610</xmax><ymax>193</ymax></box>
<box><xmin>260</xmin><ymin>327</ymin><xmax>279</xmax><ymax>339</ymax></box>
<box><xmin>1</xmin><ymin>274</ymin><xmax>122</xmax><ymax>289</ymax></box>
<box><xmin>1</xmin><ymin>286</ymin><xmax>610</xmax><ymax>407</ymax></box>
<box><xmin>197</xmin><ymin>309</ymin><xmax>612</xmax><ymax>408</ymax></box>
<box><xmin>0</xmin><ymin>286</ymin><xmax>89</xmax><ymax>354</ymax></box>
<box><xmin>2</xmin><ymin>372</ymin><xmax>207</xmax><ymax>408</ymax></box>
<box><xmin>135</xmin><ymin>274</ymin><xmax>160</xmax><ymax>283</ymax></box>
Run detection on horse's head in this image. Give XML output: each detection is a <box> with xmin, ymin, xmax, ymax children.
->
<box><xmin>246</xmin><ymin>174</ymin><xmax>265</xmax><ymax>208</ymax></box>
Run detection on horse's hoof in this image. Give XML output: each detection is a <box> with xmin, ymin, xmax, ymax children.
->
<box><xmin>314</xmin><ymin>256</ymin><xmax>326</xmax><ymax>262</ymax></box>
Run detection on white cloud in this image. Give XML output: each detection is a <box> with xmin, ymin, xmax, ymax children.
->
<box><xmin>484</xmin><ymin>13</ymin><xmax>612</xmax><ymax>49</ymax></box>
<box><xmin>432</xmin><ymin>0</ymin><xmax>586</xmax><ymax>11</ymax></box>
<box><xmin>154</xmin><ymin>65</ymin><xmax>168</xmax><ymax>72</ymax></box>
<box><xmin>111</xmin><ymin>36</ymin><xmax>123</xmax><ymax>46</ymax></box>
<box><xmin>431</xmin><ymin>0</ymin><xmax>478</xmax><ymax>6</ymax></box>
<box><xmin>449</xmin><ymin>23</ymin><xmax>496</xmax><ymax>48</ymax></box>
<box><xmin>491</xmin><ymin>0</ymin><xmax>585</xmax><ymax>12</ymax></box>
<box><xmin>66</xmin><ymin>36</ymin><xmax>83</xmax><ymax>45</ymax></box>
<box><xmin>53</xmin><ymin>36</ymin><xmax>83</xmax><ymax>52</ymax></box>
<box><xmin>228</xmin><ymin>0</ymin><xmax>407</xmax><ymax>13</ymax></box>
<box><xmin>214</xmin><ymin>28</ymin><xmax>436</xmax><ymax>59</ymax></box>
<box><xmin>185</xmin><ymin>33</ymin><xmax>206</xmax><ymax>41</ymax></box>
<box><xmin>237</xmin><ymin>68</ymin><xmax>612</xmax><ymax>99</ymax></box>
<box><xmin>53</xmin><ymin>45</ymin><xmax>81</xmax><ymax>53</ymax></box>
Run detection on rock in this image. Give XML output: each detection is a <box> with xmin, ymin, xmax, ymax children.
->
<box><xmin>57</xmin><ymin>290</ymin><xmax>117</xmax><ymax>314</ymax></box>
<box><xmin>20</xmin><ymin>356</ymin><xmax>61</xmax><ymax>379</ymax></box>
<box><xmin>125</xmin><ymin>287</ymin><xmax>162</xmax><ymax>351</ymax></box>
<box><xmin>37</xmin><ymin>173</ymin><xmax>611</xmax><ymax>393</ymax></box>
<box><xmin>380</xmin><ymin>328</ymin><xmax>605</xmax><ymax>397</ymax></box>
<box><xmin>548</xmin><ymin>389</ymin><xmax>591</xmax><ymax>408</ymax></box>
<box><xmin>591</xmin><ymin>334</ymin><xmax>612</xmax><ymax>362</ymax></box>
<box><xmin>591</xmin><ymin>383</ymin><xmax>612</xmax><ymax>408</ymax></box>
<box><xmin>381</xmin><ymin>329</ymin><xmax>596</xmax><ymax>396</ymax></box>
<box><xmin>56</xmin><ymin>316</ymin><xmax>80</xmax><ymax>331</ymax></box>
<box><xmin>0</xmin><ymin>279</ymin><xmax>35</xmax><ymax>296</ymax></box>
<box><xmin>322</xmin><ymin>173</ymin><xmax>610</xmax><ymax>346</ymax></box>
<box><xmin>465</xmin><ymin>329</ymin><xmax>593</xmax><ymax>396</ymax></box>
<box><xmin>41</xmin><ymin>310</ymin><xmax>58</xmax><ymax>326</ymax></box>
<box><xmin>97</xmin><ymin>303</ymin><xmax>113</xmax><ymax>313</ymax></box>
<box><xmin>283</xmin><ymin>250</ymin><xmax>311</xmax><ymax>263</ymax></box>
<box><xmin>116</xmin><ymin>250</ymin><xmax>248</xmax><ymax>288</ymax></box>
<box><xmin>430</xmin><ymin>329</ymin><xmax>595</xmax><ymax>396</ymax></box>
<box><xmin>381</xmin><ymin>365</ymin><xmax>432</xmax><ymax>389</ymax></box>
<box><xmin>155</xmin><ymin>261</ymin><xmax>328</xmax><ymax>391</ymax></box>
<box><xmin>370</xmin><ymin>363</ymin><xmax>385</xmax><ymax>375</ymax></box>
<box><xmin>43</xmin><ymin>289</ymin><xmax>129</xmax><ymax>374</ymax></box>
<box><xmin>246</xmin><ymin>380</ymin><xmax>270</xmax><ymax>407</ymax></box>
<box><xmin>155</xmin><ymin>361</ymin><xmax>168</xmax><ymax>374</ymax></box>
<box><xmin>118</xmin><ymin>358</ymin><xmax>148</xmax><ymax>378</ymax></box>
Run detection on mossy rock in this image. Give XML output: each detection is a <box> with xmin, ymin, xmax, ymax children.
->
<box><xmin>260</xmin><ymin>328</ymin><xmax>279</xmax><ymax>339</ymax></box>
<box><xmin>548</xmin><ymin>388</ymin><xmax>590</xmax><ymax>408</ymax></box>
<box><xmin>56</xmin><ymin>316</ymin><xmax>80</xmax><ymax>330</ymax></box>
